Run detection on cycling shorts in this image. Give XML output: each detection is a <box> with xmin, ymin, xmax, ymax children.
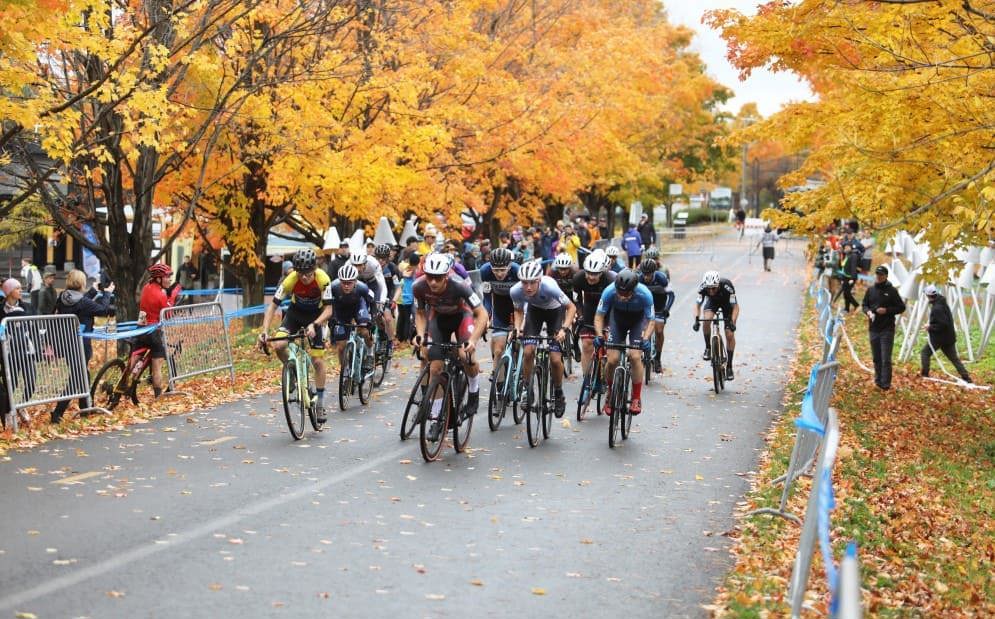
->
<box><xmin>278</xmin><ymin>306</ymin><xmax>325</xmax><ymax>348</ymax></box>
<box><xmin>427</xmin><ymin>311</ymin><xmax>474</xmax><ymax>361</ymax></box>
<box><xmin>653</xmin><ymin>311</ymin><xmax>669</xmax><ymax>325</ymax></box>
<box><xmin>330</xmin><ymin>307</ymin><xmax>371</xmax><ymax>343</ymax></box>
<box><xmin>490</xmin><ymin>309</ymin><xmax>514</xmax><ymax>333</ymax></box>
<box><xmin>608</xmin><ymin>310</ymin><xmax>646</xmax><ymax>348</ymax></box>
<box><xmin>701</xmin><ymin>298</ymin><xmax>734</xmax><ymax>328</ymax></box>
<box><xmin>523</xmin><ymin>305</ymin><xmax>563</xmax><ymax>353</ymax></box>
<box><xmin>132</xmin><ymin>330</ymin><xmax>166</xmax><ymax>360</ymax></box>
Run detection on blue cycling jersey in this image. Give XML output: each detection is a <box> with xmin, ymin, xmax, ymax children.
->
<box><xmin>640</xmin><ymin>271</ymin><xmax>675</xmax><ymax>314</ymax></box>
<box><xmin>510</xmin><ymin>276</ymin><xmax>569</xmax><ymax>310</ymax></box>
<box><xmin>479</xmin><ymin>262</ymin><xmax>520</xmax><ymax>320</ymax></box>
<box><xmin>596</xmin><ymin>282</ymin><xmax>654</xmax><ymax>320</ymax></box>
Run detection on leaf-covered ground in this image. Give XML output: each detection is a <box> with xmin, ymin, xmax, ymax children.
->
<box><xmin>711</xmin><ymin>293</ymin><xmax>995</xmax><ymax>617</ymax></box>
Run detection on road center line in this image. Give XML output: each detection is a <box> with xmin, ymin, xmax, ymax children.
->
<box><xmin>0</xmin><ymin>444</ymin><xmax>410</xmax><ymax>613</ymax></box>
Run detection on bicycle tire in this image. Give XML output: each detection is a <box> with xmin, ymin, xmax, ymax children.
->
<box><xmin>130</xmin><ymin>366</ymin><xmax>156</xmax><ymax>406</ymax></box>
<box><xmin>306</xmin><ymin>358</ymin><xmax>323</xmax><ymax>432</ymax></box>
<box><xmin>609</xmin><ymin>367</ymin><xmax>626</xmax><ymax>448</ymax></box>
<box><xmin>620</xmin><ymin>369</ymin><xmax>632</xmax><ymax>440</ymax></box>
<box><xmin>488</xmin><ymin>356</ymin><xmax>510</xmax><ymax>431</ymax></box>
<box><xmin>525</xmin><ymin>368</ymin><xmax>542</xmax><ymax>448</ymax></box>
<box><xmin>577</xmin><ymin>370</ymin><xmax>592</xmax><ymax>421</ymax></box>
<box><xmin>358</xmin><ymin>355</ymin><xmax>374</xmax><ymax>405</ymax></box>
<box><xmin>373</xmin><ymin>334</ymin><xmax>389</xmax><ymax>387</ymax></box>
<box><xmin>90</xmin><ymin>358</ymin><xmax>126</xmax><ymax>411</ymax></box>
<box><xmin>540</xmin><ymin>367</ymin><xmax>552</xmax><ymax>439</ymax></box>
<box><xmin>282</xmin><ymin>362</ymin><xmax>305</xmax><ymax>440</ymax></box>
<box><xmin>339</xmin><ymin>341</ymin><xmax>355</xmax><ymax>411</ymax></box>
<box><xmin>643</xmin><ymin>335</ymin><xmax>653</xmax><ymax>386</ymax></box>
<box><xmin>419</xmin><ymin>374</ymin><xmax>449</xmax><ymax>462</ymax></box>
<box><xmin>452</xmin><ymin>373</ymin><xmax>473</xmax><ymax>453</ymax></box>
<box><xmin>400</xmin><ymin>365</ymin><xmax>428</xmax><ymax>440</ymax></box>
<box><xmin>563</xmin><ymin>332</ymin><xmax>573</xmax><ymax>377</ymax></box>
<box><xmin>512</xmin><ymin>370</ymin><xmax>525</xmax><ymax>425</ymax></box>
<box><xmin>710</xmin><ymin>335</ymin><xmax>723</xmax><ymax>394</ymax></box>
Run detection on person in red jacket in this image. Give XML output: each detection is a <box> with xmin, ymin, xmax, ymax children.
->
<box><xmin>136</xmin><ymin>263</ymin><xmax>176</xmax><ymax>396</ymax></box>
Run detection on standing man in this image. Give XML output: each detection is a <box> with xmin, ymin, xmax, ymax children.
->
<box><xmin>757</xmin><ymin>225</ymin><xmax>779</xmax><ymax>272</ymax></box>
<box><xmin>623</xmin><ymin>223</ymin><xmax>642</xmax><ymax>268</ymax></box>
<box><xmin>178</xmin><ymin>256</ymin><xmax>198</xmax><ymax>290</ymax></box>
<box><xmin>327</xmin><ymin>241</ymin><xmax>351</xmax><ymax>281</ymax></box>
<box><xmin>861</xmin><ymin>265</ymin><xmax>906</xmax><ymax>390</ymax></box>
<box><xmin>920</xmin><ymin>284</ymin><xmax>972</xmax><ymax>383</ymax></box>
<box><xmin>37</xmin><ymin>266</ymin><xmax>59</xmax><ymax>315</ymax></box>
<box><xmin>598</xmin><ymin>215</ymin><xmax>609</xmax><ymax>241</ymax></box>
<box><xmin>637</xmin><ymin>213</ymin><xmax>656</xmax><ymax>252</ymax></box>
<box><xmin>20</xmin><ymin>258</ymin><xmax>42</xmax><ymax>312</ymax></box>
<box><xmin>575</xmin><ymin>217</ymin><xmax>591</xmax><ymax>249</ymax></box>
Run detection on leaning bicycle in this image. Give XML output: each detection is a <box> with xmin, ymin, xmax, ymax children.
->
<box><xmin>487</xmin><ymin>331</ymin><xmax>525</xmax><ymax>432</ymax></box>
<box><xmin>697</xmin><ymin>310</ymin><xmax>727</xmax><ymax>394</ymax></box>
<box><xmin>262</xmin><ymin>330</ymin><xmax>322</xmax><ymax>440</ymax></box>
<box><xmin>91</xmin><ymin>337</ymin><xmax>180</xmax><ymax>411</ymax></box>
<box><xmin>418</xmin><ymin>343</ymin><xmax>473</xmax><ymax>462</ymax></box>
<box><xmin>605</xmin><ymin>342</ymin><xmax>642</xmax><ymax>448</ymax></box>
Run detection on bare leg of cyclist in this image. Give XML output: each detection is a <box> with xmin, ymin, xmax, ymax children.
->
<box><xmin>701</xmin><ymin>310</ymin><xmax>715</xmax><ymax>359</ymax></box>
<box><xmin>603</xmin><ymin>349</ymin><xmax>621</xmax><ymax>414</ymax></box>
<box><xmin>360</xmin><ymin>327</ymin><xmax>374</xmax><ymax>371</ymax></box>
<box><xmin>629</xmin><ymin>349</ymin><xmax>644</xmax><ymax>414</ymax></box>
<box><xmin>580</xmin><ymin>337</ymin><xmax>594</xmax><ymax>376</ymax></box>
<box><xmin>150</xmin><ymin>358</ymin><xmax>166</xmax><ymax>396</ymax></box>
<box><xmin>725</xmin><ymin>328</ymin><xmax>736</xmax><ymax>380</ymax></box>
<box><xmin>427</xmin><ymin>358</ymin><xmax>446</xmax><ymax>439</ymax></box>
<box><xmin>654</xmin><ymin>322</ymin><xmax>665</xmax><ymax>372</ymax></box>
<box><xmin>521</xmin><ymin>345</ymin><xmax>537</xmax><ymax>408</ymax></box>
<box><xmin>463</xmin><ymin>353</ymin><xmax>481</xmax><ymax>416</ymax></box>
<box><xmin>335</xmin><ymin>341</ymin><xmax>348</xmax><ymax>377</ymax></box>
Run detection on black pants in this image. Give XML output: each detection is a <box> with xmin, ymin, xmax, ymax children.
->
<box><xmin>628</xmin><ymin>255</ymin><xmax>640</xmax><ymax>268</ymax></box>
<box><xmin>921</xmin><ymin>342</ymin><xmax>971</xmax><ymax>381</ymax></box>
<box><xmin>869</xmin><ymin>329</ymin><xmax>895</xmax><ymax>388</ymax></box>
<box><xmin>841</xmin><ymin>279</ymin><xmax>859</xmax><ymax>311</ymax></box>
<box><xmin>395</xmin><ymin>304</ymin><xmax>413</xmax><ymax>342</ymax></box>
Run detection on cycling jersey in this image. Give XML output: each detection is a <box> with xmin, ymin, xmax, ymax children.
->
<box><xmin>273</xmin><ymin>269</ymin><xmax>333</xmax><ymax>310</ymax></box>
<box><xmin>479</xmin><ymin>262</ymin><xmax>520</xmax><ymax>330</ymax></box>
<box><xmin>327</xmin><ymin>281</ymin><xmax>374</xmax><ymax>342</ymax></box>
<box><xmin>596</xmin><ymin>282</ymin><xmax>654</xmax><ymax>320</ymax></box>
<box><xmin>355</xmin><ymin>256</ymin><xmax>387</xmax><ymax>304</ymax></box>
<box><xmin>380</xmin><ymin>261</ymin><xmax>400</xmax><ymax>304</ymax></box>
<box><xmin>571</xmin><ymin>270</ymin><xmax>616</xmax><ymax>331</ymax></box>
<box><xmin>413</xmin><ymin>275</ymin><xmax>482</xmax><ymax>316</ymax></box>
<box><xmin>696</xmin><ymin>278</ymin><xmax>737</xmax><ymax>307</ymax></box>
<box><xmin>547</xmin><ymin>267</ymin><xmax>576</xmax><ymax>300</ymax></box>
<box><xmin>510</xmin><ymin>276</ymin><xmax>570</xmax><ymax>311</ymax></box>
<box><xmin>641</xmin><ymin>272</ymin><xmax>676</xmax><ymax>319</ymax></box>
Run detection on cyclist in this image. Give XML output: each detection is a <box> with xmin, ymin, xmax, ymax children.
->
<box><xmin>692</xmin><ymin>270</ymin><xmax>739</xmax><ymax>381</ymax></box>
<box><xmin>593</xmin><ymin>269</ymin><xmax>654</xmax><ymax>415</ymax></box>
<box><xmin>571</xmin><ymin>250</ymin><xmax>616</xmax><ymax>378</ymax></box>
<box><xmin>638</xmin><ymin>259</ymin><xmax>675</xmax><ymax>374</ymax></box>
<box><xmin>324</xmin><ymin>263</ymin><xmax>377</xmax><ymax>387</ymax></box>
<box><xmin>413</xmin><ymin>253</ymin><xmax>489</xmax><ymax>441</ymax></box>
<box><xmin>548</xmin><ymin>252</ymin><xmax>578</xmax><ymax>360</ymax></box>
<box><xmin>260</xmin><ymin>249</ymin><xmax>333</xmax><ymax>419</ymax></box>
<box><xmin>134</xmin><ymin>263</ymin><xmax>177</xmax><ymax>398</ymax></box>
<box><xmin>374</xmin><ymin>243</ymin><xmax>400</xmax><ymax>345</ymax></box>
<box><xmin>350</xmin><ymin>250</ymin><xmax>388</xmax><ymax>369</ymax></box>
<box><xmin>510</xmin><ymin>260</ymin><xmax>577</xmax><ymax>418</ymax></box>
<box><xmin>479</xmin><ymin>247</ymin><xmax>520</xmax><ymax>361</ymax></box>
<box><xmin>605</xmin><ymin>245</ymin><xmax>623</xmax><ymax>273</ymax></box>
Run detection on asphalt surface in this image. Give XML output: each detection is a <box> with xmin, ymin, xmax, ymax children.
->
<box><xmin>0</xmin><ymin>234</ymin><xmax>807</xmax><ymax>618</ymax></box>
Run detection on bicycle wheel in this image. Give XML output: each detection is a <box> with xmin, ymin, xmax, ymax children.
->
<box><xmin>130</xmin><ymin>365</ymin><xmax>156</xmax><ymax>406</ymax></box>
<box><xmin>710</xmin><ymin>335</ymin><xmax>723</xmax><ymax>394</ymax></box>
<box><xmin>419</xmin><ymin>374</ymin><xmax>449</xmax><ymax>462</ymax></box>
<box><xmin>619</xmin><ymin>370</ymin><xmax>632</xmax><ymax>440</ymax></box>
<box><xmin>373</xmin><ymin>335</ymin><xmax>389</xmax><ymax>387</ymax></box>
<box><xmin>282</xmin><ymin>362</ymin><xmax>305</xmax><ymax>440</ymax></box>
<box><xmin>305</xmin><ymin>358</ymin><xmax>323</xmax><ymax>432</ymax></box>
<box><xmin>358</xmin><ymin>346</ymin><xmax>374</xmax><ymax>406</ymax></box>
<box><xmin>524</xmin><ymin>368</ymin><xmax>542</xmax><ymax>448</ymax></box>
<box><xmin>576</xmin><ymin>369</ymin><xmax>592</xmax><ymax>421</ymax></box>
<box><xmin>452</xmin><ymin>372</ymin><xmax>473</xmax><ymax>453</ymax></box>
<box><xmin>643</xmin><ymin>336</ymin><xmax>653</xmax><ymax>386</ymax></box>
<box><xmin>594</xmin><ymin>354</ymin><xmax>605</xmax><ymax>415</ymax></box>
<box><xmin>512</xmin><ymin>369</ymin><xmax>525</xmax><ymax>425</ymax></box>
<box><xmin>609</xmin><ymin>367</ymin><xmax>626</xmax><ymax>448</ymax></box>
<box><xmin>90</xmin><ymin>358</ymin><xmax>126</xmax><ymax>411</ymax></box>
<box><xmin>488</xmin><ymin>356</ymin><xmax>510</xmax><ymax>431</ymax></box>
<box><xmin>540</xmin><ymin>369</ymin><xmax>552</xmax><ymax>439</ymax></box>
<box><xmin>339</xmin><ymin>341</ymin><xmax>355</xmax><ymax>411</ymax></box>
<box><xmin>400</xmin><ymin>365</ymin><xmax>428</xmax><ymax>440</ymax></box>
<box><xmin>563</xmin><ymin>333</ymin><xmax>573</xmax><ymax>377</ymax></box>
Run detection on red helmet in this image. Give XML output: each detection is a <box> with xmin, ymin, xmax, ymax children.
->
<box><xmin>147</xmin><ymin>263</ymin><xmax>173</xmax><ymax>279</ymax></box>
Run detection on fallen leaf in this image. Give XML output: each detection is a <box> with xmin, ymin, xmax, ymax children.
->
<box><xmin>469</xmin><ymin>579</ymin><xmax>484</xmax><ymax>586</ymax></box>
<box><xmin>531</xmin><ymin>587</ymin><xmax>546</xmax><ymax>595</ymax></box>
<box><xmin>425</xmin><ymin>593</ymin><xmax>445</xmax><ymax>600</ymax></box>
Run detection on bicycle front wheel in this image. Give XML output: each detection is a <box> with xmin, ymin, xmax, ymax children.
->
<box><xmin>540</xmin><ymin>369</ymin><xmax>552</xmax><ymax>440</ymax></box>
<box><xmin>710</xmin><ymin>336</ymin><xmax>723</xmax><ymax>394</ymax></box>
<box><xmin>609</xmin><ymin>367</ymin><xmax>626</xmax><ymax>448</ymax></box>
<box><xmin>305</xmin><ymin>358</ymin><xmax>323</xmax><ymax>432</ymax></box>
<box><xmin>400</xmin><ymin>365</ymin><xmax>428</xmax><ymax>440</ymax></box>
<box><xmin>512</xmin><ymin>370</ymin><xmax>525</xmax><ymax>425</ymax></box>
<box><xmin>525</xmin><ymin>369</ymin><xmax>542</xmax><ymax>448</ymax></box>
<box><xmin>90</xmin><ymin>358</ymin><xmax>126</xmax><ymax>411</ymax></box>
<box><xmin>577</xmin><ymin>369</ymin><xmax>592</xmax><ymax>422</ymax></box>
<box><xmin>419</xmin><ymin>375</ymin><xmax>449</xmax><ymax>462</ymax></box>
<box><xmin>563</xmin><ymin>333</ymin><xmax>573</xmax><ymax>377</ymax></box>
<box><xmin>373</xmin><ymin>336</ymin><xmax>389</xmax><ymax>387</ymax></box>
<box><xmin>452</xmin><ymin>373</ymin><xmax>473</xmax><ymax>453</ymax></box>
<box><xmin>282</xmin><ymin>362</ymin><xmax>305</xmax><ymax>440</ymax></box>
<box><xmin>339</xmin><ymin>342</ymin><xmax>355</xmax><ymax>411</ymax></box>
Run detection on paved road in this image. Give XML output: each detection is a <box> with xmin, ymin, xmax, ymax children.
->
<box><xmin>0</xmin><ymin>234</ymin><xmax>806</xmax><ymax>618</ymax></box>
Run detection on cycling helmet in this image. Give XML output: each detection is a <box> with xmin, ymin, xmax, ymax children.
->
<box><xmin>490</xmin><ymin>247</ymin><xmax>513</xmax><ymax>268</ymax></box>
<box><xmin>643</xmin><ymin>247</ymin><xmax>660</xmax><ymax>260</ymax></box>
<box><xmin>616</xmin><ymin>269</ymin><xmax>639</xmax><ymax>292</ymax></box>
<box><xmin>349</xmin><ymin>251</ymin><xmax>368</xmax><ymax>266</ymax></box>
<box><xmin>583</xmin><ymin>251</ymin><xmax>607</xmax><ymax>273</ymax></box>
<box><xmin>374</xmin><ymin>243</ymin><xmax>392</xmax><ymax>259</ymax></box>
<box><xmin>147</xmin><ymin>263</ymin><xmax>173</xmax><ymax>279</ymax></box>
<box><xmin>423</xmin><ymin>252</ymin><xmax>451</xmax><ymax>276</ymax></box>
<box><xmin>639</xmin><ymin>259</ymin><xmax>658</xmax><ymax>275</ymax></box>
<box><xmin>513</xmin><ymin>250</ymin><xmax>525</xmax><ymax>265</ymax></box>
<box><xmin>553</xmin><ymin>253</ymin><xmax>573</xmax><ymax>269</ymax></box>
<box><xmin>702</xmin><ymin>270</ymin><xmax>720</xmax><ymax>287</ymax></box>
<box><xmin>519</xmin><ymin>259</ymin><xmax>544</xmax><ymax>281</ymax></box>
<box><xmin>337</xmin><ymin>264</ymin><xmax>358</xmax><ymax>281</ymax></box>
<box><xmin>605</xmin><ymin>245</ymin><xmax>620</xmax><ymax>258</ymax></box>
<box><xmin>292</xmin><ymin>248</ymin><xmax>317</xmax><ymax>272</ymax></box>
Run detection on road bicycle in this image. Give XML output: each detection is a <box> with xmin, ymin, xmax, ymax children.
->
<box><xmin>642</xmin><ymin>330</ymin><xmax>656</xmax><ymax>386</ymax></box>
<box><xmin>90</xmin><ymin>336</ymin><xmax>180</xmax><ymax>411</ymax></box>
<box><xmin>335</xmin><ymin>321</ymin><xmax>375</xmax><ymax>411</ymax></box>
<box><xmin>262</xmin><ymin>330</ymin><xmax>322</xmax><ymax>440</ymax></box>
<box><xmin>399</xmin><ymin>350</ymin><xmax>430</xmax><ymax>441</ymax></box>
<box><xmin>487</xmin><ymin>331</ymin><xmax>525</xmax><ymax>431</ymax></box>
<box><xmin>605</xmin><ymin>342</ymin><xmax>642</xmax><ymax>448</ymax></box>
<box><xmin>562</xmin><ymin>326</ymin><xmax>574</xmax><ymax>377</ymax></box>
<box><xmin>576</xmin><ymin>334</ymin><xmax>607</xmax><ymax>421</ymax></box>
<box><xmin>417</xmin><ymin>342</ymin><xmax>473</xmax><ymax>462</ymax></box>
<box><xmin>697</xmin><ymin>309</ymin><xmax>728</xmax><ymax>394</ymax></box>
<box><xmin>522</xmin><ymin>335</ymin><xmax>561</xmax><ymax>448</ymax></box>
<box><xmin>371</xmin><ymin>308</ymin><xmax>393</xmax><ymax>387</ymax></box>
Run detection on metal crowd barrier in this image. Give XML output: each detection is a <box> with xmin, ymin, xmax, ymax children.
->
<box><xmin>837</xmin><ymin>541</ymin><xmax>863</xmax><ymax>619</ymax></box>
<box><xmin>1</xmin><ymin>315</ymin><xmax>109</xmax><ymax>431</ymax></box>
<box><xmin>159</xmin><ymin>302</ymin><xmax>235</xmax><ymax>391</ymax></box>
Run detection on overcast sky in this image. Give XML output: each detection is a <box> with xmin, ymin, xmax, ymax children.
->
<box><xmin>661</xmin><ymin>1</ymin><xmax>815</xmax><ymax>117</ymax></box>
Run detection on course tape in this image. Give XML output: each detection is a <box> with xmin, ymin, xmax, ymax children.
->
<box><xmin>80</xmin><ymin>301</ymin><xmax>273</xmax><ymax>340</ymax></box>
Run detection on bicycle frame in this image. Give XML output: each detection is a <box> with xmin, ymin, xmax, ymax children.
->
<box><xmin>498</xmin><ymin>335</ymin><xmax>525</xmax><ymax>403</ymax></box>
<box><xmin>264</xmin><ymin>332</ymin><xmax>314</xmax><ymax>411</ymax></box>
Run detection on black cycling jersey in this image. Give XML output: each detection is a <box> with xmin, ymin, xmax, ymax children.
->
<box><xmin>549</xmin><ymin>267</ymin><xmax>576</xmax><ymax>300</ymax></box>
<box><xmin>696</xmin><ymin>278</ymin><xmax>737</xmax><ymax>307</ymax></box>
<box><xmin>380</xmin><ymin>261</ymin><xmax>400</xmax><ymax>303</ymax></box>
<box><xmin>641</xmin><ymin>271</ymin><xmax>674</xmax><ymax>314</ymax></box>
<box><xmin>571</xmin><ymin>270</ymin><xmax>616</xmax><ymax>326</ymax></box>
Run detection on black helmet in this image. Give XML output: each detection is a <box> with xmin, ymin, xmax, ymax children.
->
<box><xmin>292</xmin><ymin>248</ymin><xmax>317</xmax><ymax>272</ymax></box>
<box><xmin>490</xmin><ymin>247</ymin><xmax>513</xmax><ymax>268</ymax></box>
<box><xmin>639</xmin><ymin>259</ymin><xmax>658</xmax><ymax>274</ymax></box>
<box><xmin>616</xmin><ymin>269</ymin><xmax>639</xmax><ymax>292</ymax></box>
<box><xmin>374</xmin><ymin>243</ymin><xmax>392</xmax><ymax>259</ymax></box>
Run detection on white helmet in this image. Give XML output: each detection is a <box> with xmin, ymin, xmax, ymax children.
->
<box><xmin>337</xmin><ymin>264</ymin><xmax>358</xmax><ymax>281</ymax></box>
<box><xmin>350</xmin><ymin>251</ymin><xmax>367</xmax><ymax>266</ymax></box>
<box><xmin>605</xmin><ymin>245</ymin><xmax>620</xmax><ymax>258</ymax></box>
<box><xmin>519</xmin><ymin>259</ymin><xmax>544</xmax><ymax>281</ymax></box>
<box><xmin>553</xmin><ymin>253</ymin><xmax>573</xmax><ymax>269</ymax></box>
<box><xmin>584</xmin><ymin>251</ymin><xmax>606</xmax><ymax>273</ymax></box>
<box><xmin>702</xmin><ymin>270</ymin><xmax>720</xmax><ymax>287</ymax></box>
<box><xmin>423</xmin><ymin>252</ymin><xmax>451</xmax><ymax>276</ymax></box>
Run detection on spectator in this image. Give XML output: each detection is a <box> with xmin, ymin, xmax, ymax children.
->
<box><xmin>861</xmin><ymin>265</ymin><xmax>906</xmax><ymax>390</ymax></box>
<box><xmin>396</xmin><ymin>253</ymin><xmax>418</xmax><ymax>343</ymax></box>
<box><xmin>400</xmin><ymin>236</ymin><xmax>420</xmax><ymax>262</ymax></box>
<box><xmin>757</xmin><ymin>225</ymin><xmax>779</xmax><ymax>272</ymax></box>
<box><xmin>920</xmin><ymin>285</ymin><xmax>972</xmax><ymax>383</ymax></box>
<box><xmin>37</xmin><ymin>266</ymin><xmax>59</xmax><ymax>315</ymax></box>
<box><xmin>327</xmin><ymin>241</ymin><xmax>350</xmax><ymax>280</ymax></box>
<box><xmin>587</xmin><ymin>218</ymin><xmax>601</xmax><ymax>248</ymax></box>
<box><xmin>559</xmin><ymin>224</ymin><xmax>581</xmax><ymax>264</ymax></box>
<box><xmin>51</xmin><ymin>270</ymin><xmax>116</xmax><ymax>422</ymax></box>
<box><xmin>835</xmin><ymin>243</ymin><xmax>860</xmax><ymax>312</ymax></box>
<box><xmin>498</xmin><ymin>230</ymin><xmax>512</xmax><ymax>249</ymax></box>
<box><xmin>637</xmin><ymin>213</ymin><xmax>656</xmax><ymax>249</ymax></box>
<box><xmin>575</xmin><ymin>217</ymin><xmax>591</xmax><ymax>248</ymax></box>
<box><xmin>419</xmin><ymin>230</ymin><xmax>437</xmax><ymax>256</ymax></box>
<box><xmin>540</xmin><ymin>227</ymin><xmax>556</xmax><ymax>260</ymax></box>
<box><xmin>178</xmin><ymin>256</ymin><xmax>198</xmax><ymax>290</ymax></box>
<box><xmin>858</xmin><ymin>232</ymin><xmax>874</xmax><ymax>273</ymax></box>
<box><xmin>366</xmin><ymin>240</ymin><xmax>376</xmax><ymax>256</ymax></box>
<box><xmin>479</xmin><ymin>238</ymin><xmax>492</xmax><ymax>264</ymax></box>
<box><xmin>1</xmin><ymin>279</ymin><xmax>35</xmax><ymax>428</ymax></box>
<box><xmin>20</xmin><ymin>258</ymin><xmax>42</xmax><ymax>311</ymax></box>
<box><xmin>461</xmin><ymin>239</ymin><xmax>480</xmax><ymax>270</ymax></box>
<box><xmin>598</xmin><ymin>215</ymin><xmax>609</xmax><ymax>240</ymax></box>
<box><xmin>623</xmin><ymin>223</ymin><xmax>642</xmax><ymax>268</ymax></box>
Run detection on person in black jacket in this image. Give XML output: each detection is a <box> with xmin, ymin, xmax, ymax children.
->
<box><xmin>637</xmin><ymin>213</ymin><xmax>656</xmax><ymax>250</ymax></box>
<box><xmin>861</xmin><ymin>265</ymin><xmax>907</xmax><ymax>389</ymax></box>
<box><xmin>836</xmin><ymin>244</ymin><xmax>860</xmax><ymax>311</ymax></box>
<box><xmin>920</xmin><ymin>285</ymin><xmax>971</xmax><ymax>383</ymax></box>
